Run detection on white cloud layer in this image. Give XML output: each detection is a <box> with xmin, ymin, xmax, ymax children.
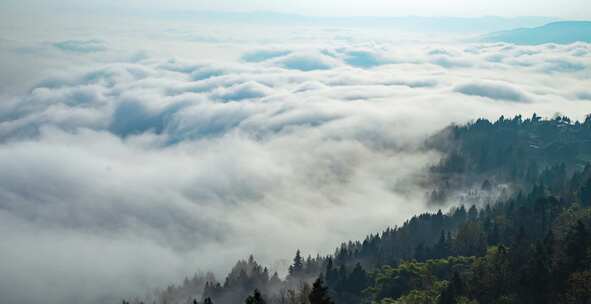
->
<box><xmin>0</xmin><ymin>20</ymin><xmax>591</xmax><ymax>304</ymax></box>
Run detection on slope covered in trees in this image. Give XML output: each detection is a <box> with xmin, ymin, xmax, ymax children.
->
<box><xmin>129</xmin><ymin>114</ymin><xmax>591</xmax><ymax>304</ymax></box>
<box><xmin>426</xmin><ymin>114</ymin><xmax>591</xmax><ymax>203</ymax></box>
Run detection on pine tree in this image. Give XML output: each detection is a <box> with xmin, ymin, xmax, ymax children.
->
<box><xmin>468</xmin><ymin>205</ymin><xmax>478</xmax><ymax>220</ymax></box>
<box><xmin>414</xmin><ymin>243</ymin><xmax>427</xmax><ymax>261</ymax></box>
<box><xmin>439</xmin><ymin>272</ymin><xmax>464</xmax><ymax>304</ymax></box>
<box><xmin>434</xmin><ymin>230</ymin><xmax>449</xmax><ymax>258</ymax></box>
<box><xmin>308</xmin><ymin>278</ymin><xmax>334</xmax><ymax>304</ymax></box>
<box><xmin>347</xmin><ymin>263</ymin><xmax>369</xmax><ymax>294</ymax></box>
<box><xmin>488</xmin><ymin>222</ymin><xmax>500</xmax><ymax>246</ymax></box>
<box><xmin>245</xmin><ymin>289</ymin><xmax>266</xmax><ymax>304</ymax></box>
<box><xmin>564</xmin><ymin>221</ymin><xmax>589</xmax><ymax>273</ymax></box>
<box><xmin>325</xmin><ymin>258</ymin><xmax>337</xmax><ymax>288</ymax></box>
<box><xmin>289</xmin><ymin>250</ymin><xmax>304</xmax><ymax>276</ymax></box>
<box><xmin>305</xmin><ymin>255</ymin><xmax>314</xmax><ymax>275</ymax></box>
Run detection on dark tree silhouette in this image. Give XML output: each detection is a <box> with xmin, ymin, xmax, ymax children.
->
<box><xmin>288</xmin><ymin>250</ymin><xmax>304</xmax><ymax>276</ymax></box>
<box><xmin>580</xmin><ymin>179</ymin><xmax>591</xmax><ymax>207</ymax></box>
<box><xmin>309</xmin><ymin>278</ymin><xmax>334</xmax><ymax>304</ymax></box>
<box><xmin>245</xmin><ymin>289</ymin><xmax>265</xmax><ymax>304</ymax></box>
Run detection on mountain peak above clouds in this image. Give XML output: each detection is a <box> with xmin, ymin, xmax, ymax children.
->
<box><xmin>482</xmin><ymin>21</ymin><xmax>591</xmax><ymax>44</ymax></box>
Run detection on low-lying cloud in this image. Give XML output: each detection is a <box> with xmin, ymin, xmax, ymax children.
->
<box><xmin>1</xmin><ymin>21</ymin><xmax>591</xmax><ymax>304</ymax></box>
<box><xmin>52</xmin><ymin>40</ymin><xmax>107</xmax><ymax>53</ymax></box>
<box><xmin>454</xmin><ymin>81</ymin><xmax>529</xmax><ymax>102</ymax></box>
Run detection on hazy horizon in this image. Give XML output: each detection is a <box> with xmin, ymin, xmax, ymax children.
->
<box><xmin>1</xmin><ymin>1</ymin><xmax>591</xmax><ymax>304</ymax></box>
<box><xmin>1</xmin><ymin>0</ymin><xmax>590</xmax><ymax>19</ymax></box>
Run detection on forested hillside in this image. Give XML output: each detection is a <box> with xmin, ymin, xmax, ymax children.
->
<box><xmin>427</xmin><ymin>114</ymin><xmax>591</xmax><ymax>203</ymax></box>
<box><xmin>133</xmin><ymin>114</ymin><xmax>591</xmax><ymax>304</ymax></box>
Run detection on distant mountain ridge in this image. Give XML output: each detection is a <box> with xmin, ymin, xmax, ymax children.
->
<box><xmin>482</xmin><ymin>21</ymin><xmax>591</xmax><ymax>44</ymax></box>
<box><xmin>152</xmin><ymin>11</ymin><xmax>557</xmax><ymax>33</ymax></box>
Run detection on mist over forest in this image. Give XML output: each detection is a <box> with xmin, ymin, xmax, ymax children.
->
<box><xmin>1</xmin><ymin>2</ymin><xmax>591</xmax><ymax>304</ymax></box>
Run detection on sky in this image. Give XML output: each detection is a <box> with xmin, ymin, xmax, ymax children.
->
<box><xmin>0</xmin><ymin>2</ymin><xmax>591</xmax><ymax>304</ymax></box>
<box><xmin>1</xmin><ymin>0</ymin><xmax>591</xmax><ymax>18</ymax></box>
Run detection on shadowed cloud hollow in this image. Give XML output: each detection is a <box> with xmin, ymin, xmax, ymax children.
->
<box><xmin>52</xmin><ymin>39</ymin><xmax>107</xmax><ymax>53</ymax></box>
<box><xmin>273</xmin><ymin>52</ymin><xmax>338</xmax><ymax>71</ymax></box>
<box><xmin>454</xmin><ymin>81</ymin><xmax>530</xmax><ymax>102</ymax></box>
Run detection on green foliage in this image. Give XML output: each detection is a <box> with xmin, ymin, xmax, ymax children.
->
<box><xmin>369</xmin><ymin>257</ymin><xmax>475</xmax><ymax>303</ymax></box>
<box><xmin>377</xmin><ymin>281</ymin><xmax>447</xmax><ymax>304</ymax></box>
<box><xmin>561</xmin><ymin>271</ymin><xmax>591</xmax><ymax>304</ymax></box>
<box><xmin>455</xmin><ymin>297</ymin><xmax>479</xmax><ymax>304</ymax></box>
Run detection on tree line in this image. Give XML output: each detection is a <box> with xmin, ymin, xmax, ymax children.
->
<box><xmin>126</xmin><ymin>114</ymin><xmax>591</xmax><ymax>304</ymax></box>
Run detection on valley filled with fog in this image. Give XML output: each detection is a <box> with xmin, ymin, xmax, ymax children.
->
<box><xmin>1</xmin><ymin>11</ymin><xmax>591</xmax><ymax>304</ymax></box>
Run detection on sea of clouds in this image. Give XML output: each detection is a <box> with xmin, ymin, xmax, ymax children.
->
<box><xmin>1</xmin><ymin>17</ymin><xmax>591</xmax><ymax>304</ymax></box>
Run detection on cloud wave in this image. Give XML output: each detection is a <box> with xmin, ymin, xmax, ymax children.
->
<box><xmin>1</xmin><ymin>22</ymin><xmax>591</xmax><ymax>304</ymax></box>
<box><xmin>454</xmin><ymin>81</ymin><xmax>529</xmax><ymax>102</ymax></box>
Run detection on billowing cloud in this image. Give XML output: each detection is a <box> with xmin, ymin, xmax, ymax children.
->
<box><xmin>342</xmin><ymin>49</ymin><xmax>394</xmax><ymax>68</ymax></box>
<box><xmin>454</xmin><ymin>81</ymin><xmax>529</xmax><ymax>102</ymax></box>
<box><xmin>1</xmin><ymin>19</ymin><xmax>591</xmax><ymax>304</ymax></box>
<box><xmin>430</xmin><ymin>55</ymin><xmax>472</xmax><ymax>68</ymax></box>
<box><xmin>242</xmin><ymin>49</ymin><xmax>292</xmax><ymax>63</ymax></box>
<box><xmin>541</xmin><ymin>58</ymin><xmax>586</xmax><ymax>73</ymax></box>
